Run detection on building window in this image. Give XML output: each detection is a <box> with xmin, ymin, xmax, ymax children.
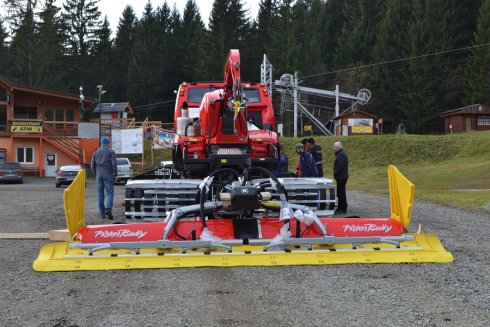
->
<box><xmin>477</xmin><ymin>117</ymin><xmax>490</xmax><ymax>126</ymax></box>
<box><xmin>0</xmin><ymin>105</ymin><xmax>6</xmax><ymax>131</ymax></box>
<box><xmin>17</xmin><ymin>147</ymin><xmax>34</xmax><ymax>164</ymax></box>
<box><xmin>14</xmin><ymin>107</ymin><xmax>37</xmax><ymax>119</ymax></box>
<box><xmin>66</xmin><ymin>109</ymin><xmax>75</xmax><ymax>121</ymax></box>
<box><xmin>46</xmin><ymin>108</ymin><xmax>75</xmax><ymax>122</ymax></box>
<box><xmin>45</xmin><ymin>108</ymin><xmax>53</xmax><ymax>121</ymax></box>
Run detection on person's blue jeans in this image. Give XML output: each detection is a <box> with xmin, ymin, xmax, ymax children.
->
<box><xmin>96</xmin><ymin>175</ymin><xmax>114</xmax><ymax>216</ymax></box>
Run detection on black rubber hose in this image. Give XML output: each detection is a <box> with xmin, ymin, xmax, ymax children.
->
<box><xmin>199</xmin><ymin>167</ymin><xmax>241</xmax><ymax>228</ymax></box>
<box><xmin>242</xmin><ymin>166</ymin><xmax>288</xmax><ymax>200</ymax></box>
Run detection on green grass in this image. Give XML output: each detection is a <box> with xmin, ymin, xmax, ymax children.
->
<box><xmin>132</xmin><ymin>131</ymin><xmax>490</xmax><ymax>212</ymax></box>
<box><xmin>283</xmin><ymin>131</ymin><xmax>490</xmax><ymax>212</ymax></box>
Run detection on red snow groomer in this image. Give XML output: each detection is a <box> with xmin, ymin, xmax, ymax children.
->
<box><xmin>172</xmin><ymin>49</ymin><xmax>278</xmax><ymax>178</ymax></box>
<box><xmin>124</xmin><ymin>50</ymin><xmax>336</xmax><ymax>221</ymax></box>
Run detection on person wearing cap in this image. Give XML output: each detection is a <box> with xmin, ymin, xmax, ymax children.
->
<box><xmin>295</xmin><ymin>143</ymin><xmax>318</xmax><ymax>177</ymax></box>
<box><xmin>91</xmin><ymin>137</ymin><xmax>118</xmax><ymax>220</ymax></box>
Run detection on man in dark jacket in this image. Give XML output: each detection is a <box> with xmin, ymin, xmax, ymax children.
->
<box><xmin>91</xmin><ymin>137</ymin><xmax>118</xmax><ymax>219</ymax></box>
<box><xmin>295</xmin><ymin>143</ymin><xmax>318</xmax><ymax>177</ymax></box>
<box><xmin>306</xmin><ymin>138</ymin><xmax>323</xmax><ymax>177</ymax></box>
<box><xmin>272</xmin><ymin>144</ymin><xmax>289</xmax><ymax>177</ymax></box>
<box><xmin>333</xmin><ymin>141</ymin><xmax>349</xmax><ymax>214</ymax></box>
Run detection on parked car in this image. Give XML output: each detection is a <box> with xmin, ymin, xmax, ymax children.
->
<box><xmin>155</xmin><ymin>161</ymin><xmax>181</xmax><ymax>179</ymax></box>
<box><xmin>56</xmin><ymin>165</ymin><xmax>83</xmax><ymax>187</ymax></box>
<box><xmin>0</xmin><ymin>162</ymin><xmax>23</xmax><ymax>184</ymax></box>
<box><xmin>116</xmin><ymin>158</ymin><xmax>133</xmax><ymax>183</ymax></box>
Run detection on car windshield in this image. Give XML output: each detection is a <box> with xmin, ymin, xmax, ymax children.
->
<box><xmin>0</xmin><ymin>163</ymin><xmax>21</xmax><ymax>170</ymax></box>
<box><xmin>188</xmin><ymin>87</ymin><xmax>220</xmax><ymax>103</ymax></box>
<box><xmin>243</xmin><ymin>88</ymin><xmax>261</xmax><ymax>103</ymax></box>
<box><xmin>117</xmin><ymin>159</ymin><xmax>130</xmax><ymax>165</ymax></box>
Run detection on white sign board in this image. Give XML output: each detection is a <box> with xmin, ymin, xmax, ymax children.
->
<box><xmin>111</xmin><ymin>128</ymin><xmax>143</xmax><ymax>154</ymax></box>
<box><xmin>78</xmin><ymin>123</ymin><xmax>99</xmax><ymax>138</ymax></box>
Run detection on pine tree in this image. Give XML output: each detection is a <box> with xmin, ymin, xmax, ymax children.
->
<box><xmin>323</xmin><ymin>0</ymin><xmax>343</xmax><ymax>73</ymax></box>
<box><xmin>202</xmin><ymin>0</ymin><xmax>229</xmax><ymax>79</ymax></box>
<box><xmin>227</xmin><ymin>0</ymin><xmax>253</xmax><ymax>77</ymax></box>
<box><xmin>267</xmin><ymin>0</ymin><xmax>302</xmax><ymax>76</ymax></box>
<box><xmin>127</xmin><ymin>1</ymin><xmax>162</xmax><ymax>119</ymax></box>
<box><xmin>89</xmin><ymin>16</ymin><xmax>113</xmax><ymax>100</ymax></box>
<box><xmin>33</xmin><ymin>0</ymin><xmax>66</xmax><ymax>90</ymax></box>
<box><xmin>0</xmin><ymin>17</ymin><xmax>9</xmax><ymax>76</ymax></box>
<box><xmin>62</xmin><ymin>0</ymin><xmax>102</xmax><ymax>89</ymax></box>
<box><xmin>202</xmin><ymin>0</ymin><xmax>252</xmax><ymax>79</ymax></box>
<box><xmin>372</xmin><ymin>0</ymin><xmax>460</xmax><ymax>133</ymax></box>
<box><xmin>156</xmin><ymin>2</ymin><xmax>180</xmax><ymax>122</ymax></box>
<box><xmin>464</xmin><ymin>0</ymin><xmax>490</xmax><ymax>105</ymax></box>
<box><xmin>254</xmin><ymin>0</ymin><xmax>277</xmax><ymax>58</ymax></box>
<box><xmin>301</xmin><ymin>0</ymin><xmax>327</xmax><ymax>78</ymax></box>
<box><xmin>181</xmin><ymin>0</ymin><xmax>205</xmax><ymax>81</ymax></box>
<box><xmin>113</xmin><ymin>5</ymin><xmax>137</xmax><ymax>102</ymax></box>
<box><xmin>371</xmin><ymin>0</ymin><xmax>412</xmax><ymax>121</ymax></box>
<box><xmin>4</xmin><ymin>0</ymin><xmax>38</xmax><ymax>85</ymax></box>
<box><xmin>332</xmin><ymin>0</ymin><xmax>383</xmax><ymax>93</ymax></box>
<box><xmin>164</xmin><ymin>4</ymin><xmax>184</xmax><ymax>91</ymax></box>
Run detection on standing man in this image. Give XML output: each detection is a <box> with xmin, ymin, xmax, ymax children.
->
<box><xmin>306</xmin><ymin>138</ymin><xmax>323</xmax><ymax>177</ymax></box>
<box><xmin>272</xmin><ymin>144</ymin><xmax>289</xmax><ymax>177</ymax></box>
<box><xmin>333</xmin><ymin>141</ymin><xmax>349</xmax><ymax>214</ymax></box>
<box><xmin>91</xmin><ymin>137</ymin><xmax>117</xmax><ymax>220</ymax></box>
<box><xmin>295</xmin><ymin>143</ymin><xmax>318</xmax><ymax>177</ymax></box>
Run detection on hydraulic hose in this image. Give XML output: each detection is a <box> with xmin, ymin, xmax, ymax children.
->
<box><xmin>199</xmin><ymin>167</ymin><xmax>241</xmax><ymax>228</ymax></box>
<box><xmin>242</xmin><ymin>166</ymin><xmax>288</xmax><ymax>201</ymax></box>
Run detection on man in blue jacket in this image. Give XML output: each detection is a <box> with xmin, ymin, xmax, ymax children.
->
<box><xmin>295</xmin><ymin>143</ymin><xmax>318</xmax><ymax>177</ymax></box>
<box><xmin>91</xmin><ymin>137</ymin><xmax>118</xmax><ymax>220</ymax></box>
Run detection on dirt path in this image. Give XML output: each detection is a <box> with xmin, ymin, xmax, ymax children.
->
<box><xmin>0</xmin><ymin>178</ymin><xmax>488</xmax><ymax>326</ymax></box>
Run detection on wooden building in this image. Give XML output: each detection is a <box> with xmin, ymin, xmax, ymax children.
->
<box><xmin>94</xmin><ymin>102</ymin><xmax>134</xmax><ymax>120</ymax></box>
<box><xmin>0</xmin><ymin>74</ymin><xmax>96</xmax><ymax>176</ymax></box>
<box><xmin>439</xmin><ymin>104</ymin><xmax>490</xmax><ymax>134</ymax></box>
<box><xmin>333</xmin><ymin>109</ymin><xmax>377</xmax><ymax>136</ymax></box>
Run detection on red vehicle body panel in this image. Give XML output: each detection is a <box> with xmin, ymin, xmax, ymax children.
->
<box><xmin>172</xmin><ymin>50</ymin><xmax>279</xmax><ymax>176</ymax></box>
<box><xmin>76</xmin><ymin>218</ymin><xmax>406</xmax><ymax>243</ymax></box>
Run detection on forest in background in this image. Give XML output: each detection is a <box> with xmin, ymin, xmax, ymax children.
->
<box><xmin>1</xmin><ymin>0</ymin><xmax>490</xmax><ymax>134</ymax></box>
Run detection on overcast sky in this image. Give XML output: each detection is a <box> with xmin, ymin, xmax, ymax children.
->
<box><xmin>1</xmin><ymin>1</ymin><xmax>261</xmax><ymax>35</ymax></box>
<box><xmin>103</xmin><ymin>0</ymin><xmax>260</xmax><ymax>30</ymax></box>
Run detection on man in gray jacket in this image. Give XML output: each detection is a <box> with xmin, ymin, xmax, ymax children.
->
<box><xmin>91</xmin><ymin>137</ymin><xmax>117</xmax><ymax>219</ymax></box>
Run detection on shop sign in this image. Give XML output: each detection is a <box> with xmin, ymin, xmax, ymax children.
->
<box><xmin>11</xmin><ymin>120</ymin><xmax>43</xmax><ymax>134</ymax></box>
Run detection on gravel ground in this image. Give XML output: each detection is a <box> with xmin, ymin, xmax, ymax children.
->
<box><xmin>0</xmin><ymin>177</ymin><xmax>489</xmax><ymax>327</ymax></box>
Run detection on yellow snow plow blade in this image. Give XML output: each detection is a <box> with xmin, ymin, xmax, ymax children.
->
<box><xmin>388</xmin><ymin>165</ymin><xmax>415</xmax><ymax>228</ymax></box>
<box><xmin>33</xmin><ymin>165</ymin><xmax>453</xmax><ymax>272</ymax></box>
<box><xmin>33</xmin><ymin>233</ymin><xmax>453</xmax><ymax>272</ymax></box>
<box><xmin>64</xmin><ymin>169</ymin><xmax>86</xmax><ymax>238</ymax></box>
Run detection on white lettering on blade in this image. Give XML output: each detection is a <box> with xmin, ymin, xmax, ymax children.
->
<box><xmin>342</xmin><ymin>224</ymin><xmax>393</xmax><ymax>234</ymax></box>
<box><xmin>94</xmin><ymin>229</ymin><xmax>148</xmax><ymax>239</ymax></box>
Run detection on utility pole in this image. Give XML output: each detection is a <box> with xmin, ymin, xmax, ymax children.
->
<box><xmin>97</xmin><ymin>85</ymin><xmax>106</xmax><ymax>143</ymax></box>
<box><xmin>260</xmin><ymin>54</ymin><xmax>273</xmax><ymax>96</ymax></box>
<box><xmin>293</xmin><ymin>71</ymin><xmax>298</xmax><ymax>138</ymax></box>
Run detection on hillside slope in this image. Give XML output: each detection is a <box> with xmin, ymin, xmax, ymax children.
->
<box><xmin>282</xmin><ymin>131</ymin><xmax>490</xmax><ymax>211</ymax></box>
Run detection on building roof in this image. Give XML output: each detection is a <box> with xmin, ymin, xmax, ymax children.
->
<box><xmin>0</xmin><ymin>73</ymin><xmax>94</xmax><ymax>106</ymax></box>
<box><xmin>334</xmin><ymin>108</ymin><xmax>377</xmax><ymax>119</ymax></box>
<box><xmin>94</xmin><ymin>102</ymin><xmax>134</xmax><ymax>114</ymax></box>
<box><xmin>439</xmin><ymin>104</ymin><xmax>490</xmax><ymax>117</ymax></box>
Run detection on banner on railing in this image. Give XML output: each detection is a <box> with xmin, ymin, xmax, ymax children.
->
<box><xmin>151</xmin><ymin>126</ymin><xmax>174</xmax><ymax>150</ymax></box>
<box><xmin>111</xmin><ymin>128</ymin><xmax>143</xmax><ymax>154</ymax></box>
